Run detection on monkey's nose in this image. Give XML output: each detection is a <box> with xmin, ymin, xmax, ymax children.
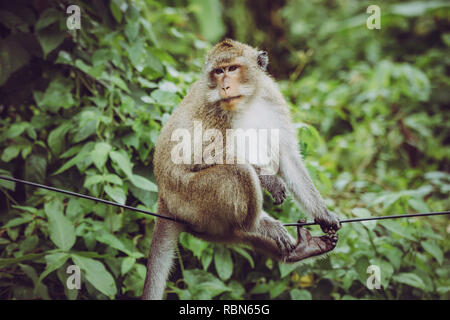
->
<box><xmin>222</xmin><ymin>86</ymin><xmax>230</xmax><ymax>91</ymax></box>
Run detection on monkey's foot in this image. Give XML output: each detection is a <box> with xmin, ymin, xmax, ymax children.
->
<box><xmin>285</xmin><ymin>220</ymin><xmax>338</xmax><ymax>262</ymax></box>
<box><xmin>259</xmin><ymin>217</ymin><xmax>296</xmax><ymax>255</ymax></box>
<box><xmin>272</xmin><ymin>187</ymin><xmax>286</xmax><ymax>206</ymax></box>
<box><xmin>258</xmin><ymin>175</ymin><xmax>286</xmax><ymax>205</ymax></box>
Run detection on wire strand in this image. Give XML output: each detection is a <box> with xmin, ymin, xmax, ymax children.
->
<box><xmin>0</xmin><ymin>175</ymin><xmax>182</xmax><ymax>224</ymax></box>
<box><xmin>1</xmin><ymin>175</ymin><xmax>449</xmax><ymax>227</ymax></box>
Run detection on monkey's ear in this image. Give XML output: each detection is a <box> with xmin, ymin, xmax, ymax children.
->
<box><xmin>257</xmin><ymin>51</ymin><xmax>269</xmax><ymax>71</ymax></box>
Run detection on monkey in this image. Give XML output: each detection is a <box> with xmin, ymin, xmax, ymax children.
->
<box><xmin>142</xmin><ymin>39</ymin><xmax>340</xmax><ymax>300</ymax></box>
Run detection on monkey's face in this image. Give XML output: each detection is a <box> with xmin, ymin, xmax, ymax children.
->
<box><xmin>204</xmin><ymin>39</ymin><xmax>269</xmax><ymax>112</ymax></box>
<box><xmin>210</xmin><ymin>62</ymin><xmax>247</xmax><ymax>111</ymax></box>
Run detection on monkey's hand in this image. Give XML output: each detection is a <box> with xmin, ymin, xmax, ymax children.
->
<box><xmin>314</xmin><ymin>209</ymin><xmax>341</xmax><ymax>234</ymax></box>
<box><xmin>286</xmin><ymin>220</ymin><xmax>338</xmax><ymax>262</ymax></box>
<box><xmin>258</xmin><ymin>175</ymin><xmax>286</xmax><ymax>205</ymax></box>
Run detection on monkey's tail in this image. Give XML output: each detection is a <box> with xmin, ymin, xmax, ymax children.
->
<box><xmin>142</xmin><ymin>218</ymin><xmax>183</xmax><ymax>300</ymax></box>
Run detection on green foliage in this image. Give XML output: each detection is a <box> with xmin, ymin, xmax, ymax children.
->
<box><xmin>0</xmin><ymin>0</ymin><xmax>448</xmax><ymax>300</ymax></box>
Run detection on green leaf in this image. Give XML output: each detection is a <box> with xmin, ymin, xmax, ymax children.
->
<box><xmin>392</xmin><ymin>273</ymin><xmax>425</xmax><ymax>290</ymax></box>
<box><xmin>95</xmin><ymin>231</ymin><xmax>141</xmax><ymax>257</ymax></box>
<box><xmin>214</xmin><ymin>246</ymin><xmax>233</xmax><ymax>280</ymax></box>
<box><xmin>110</xmin><ymin>75</ymin><xmax>130</xmax><ymax>93</ymax></box>
<box><xmin>35</xmin><ymin>8</ymin><xmax>61</xmax><ymax>30</ymax></box>
<box><xmin>184</xmin><ymin>269</ymin><xmax>230</xmax><ymax>299</ymax></box>
<box><xmin>279</xmin><ymin>261</ymin><xmax>303</xmax><ymax>278</ymax></box>
<box><xmin>0</xmin><ymin>253</ymin><xmax>46</xmax><ymax>267</ymax></box>
<box><xmin>150</xmin><ymin>89</ymin><xmax>180</xmax><ymax>107</ymax></box>
<box><xmin>123</xmin><ymin>263</ymin><xmax>146</xmax><ymax>297</ymax></box>
<box><xmin>110</xmin><ymin>0</ymin><xmax>124</xmax><ymax>23</ymax></box>
<box><xmin>290</xmin><ymin>288</ymin><xmax>312</xmax><ymax>300</ymax></box>
<box><xmin>109</xmin><ymin>151</ymin><xmax>133</xmax><ymax>178</ymax></box>
<box><xmin>44</xmin><ymin>199</ymin><xmax>76</xmax><ymax>251</ymax></box>
<box><xmin>269</xmin><ymin>278</ymin><xmax>289</xmax><ymax>299</ymax></box>
<box><xmin>48</xmin><ymin>122</ymin><xmax>71</xmax><ymax>155</ymax></box>
<box><xmin>230</xmin><ymin>246</ymin><xmax>254</xmax><ymax>268</ymax></box>
<box><xmin>407</xmin><ymin>198</ymin><xmax>430</xmax><ymax>213</ymax></box>
<box><xmin>52</xmin><ymin>151</ymin><xmax>90</xmax><ymax>175</ymax></box>
<box><xmin>2</xmin><ymin>122</ymin><xmax>29</xmax><ymax>141</ymax></box>
<box><xmin>130</xmin><ymin>174</ymin><xmax>158</xmax><ymax>192</ymax></box>
<box><xmin>379</xmin><ymin>220</ymin><xmax>416</xmax><ymax>241</ymax></box>
<box><xmin>391</xmin><ymin>1</ymin><xmax>450</xmax><ymax>17</ymax></box>
<box><xmin>92</xmin><ymin>142</ymin><xmax>112</xmax><ymax>170</ymax></box>
<box><xmin>104</xmin><ymin>174</ymin><xmax>123</xmax><ymax>185</ymax></box>
<box><xmin>19</xmin><ymin>235</ymin><xmax>39</xmax><ymax>253</ymax></box>
<box><xmin>71</xmin><ymin>254</ymin><xmax>117</xmax><ymax>299</ymax></box>
<box><xmin>25</xmin><ymin>154</ymin><xmax>47</xmax><ymax>184</ymax></box>
<box><xmin>37</xmin><ymin>252</ymin><xmax>70</xmax><ymax>285</ymax></box>
<box><xmin>36</xmin><ymin>24</ymin><xmax>66</xmax><ymax>58</ymax></box>
<box><xmin>352</xmin><ymin>207</ymin><xmax>376</xmax><ymax>230</ymax></box>
<box><xmin>0</xmin><ymin>170</ymin><xmax>15</xmax><ymax>190</ymax></box>
<box><xmin>190</xmin><ymin>0</ymin><xmax>225</xmax><ymax>42</ymax></box>
<box><xmin>84</xmin><ymin>175</ymin><xmax>105</xmax><ymax>187</ymax></box>
<box><xmin>180</xmin><ymin>233</ymin><xmax>209</xmax><ymax>260</ymax></box>
<box><xmin>104</xmin><ymin>185</ymin><xmax>126</xmax><ymax>205</ymax></box>
<box><xmin>378</xmin><ymin>244</ymin><xmax>403</xmax><ymax>270</ymax></box>
<box><xmin>11</xmin><ymin>205</ymin><xmax>37</xmax><ymax>215</ymax></box>
<box><xmin>201</xmin><ymin>248</ymin><xmax>213</xmax><ymax>271</ymax></box>
<box><xmin>3</xmin><ymin>216</ymin><xmax>33</xmax><ymax>228</ymax></box>
<box><xmin>19</xmin><ymin>264</ymin><xmax>51</xmax><ymax>300</ymax></box>
<box><xmin>422</xmin><ymin>240</ymin><xmax>443</xmax><ymax>265</ymax></box>
<box><xmin>1</xmin><ymin>145</ymin><xmax>21</xmax><ymax>162</ymax></box>
<box><xmin>121</xmin><ymin>257</ymin><xmax>136</xmax><ymax>275</ymax></box>
<box><xmin>33</xmin><ymin>77</ymin><xmax>74</xmax><ymax>112</ymax></box>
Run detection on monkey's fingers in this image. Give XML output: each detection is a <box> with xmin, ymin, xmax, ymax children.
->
<box><xmin>315</xmin><ymin>211</ymin><xmax>341</xmax><ymax>233</ymax></box>
<box><xmin>296</xmin><ymin>220</ymin><xmax>313</xmax><ymax>243</ymax></box>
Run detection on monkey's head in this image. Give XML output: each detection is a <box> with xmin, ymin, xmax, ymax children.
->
<box><xmin>203</xmin><ymin>39</ymin><xmax>269</xmax><ymax>111</ymax></box>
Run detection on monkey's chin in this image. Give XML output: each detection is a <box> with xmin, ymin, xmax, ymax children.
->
<box><xmin>221</xmin><ymin>97</ymin><xmax>243</xmax><ymax>111</ymax></box>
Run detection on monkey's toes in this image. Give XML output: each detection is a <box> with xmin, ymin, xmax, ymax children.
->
<box><xmin>275</xmin><ymin>236</ymin><xmax>296</xmax><ymax>255</ymax></box>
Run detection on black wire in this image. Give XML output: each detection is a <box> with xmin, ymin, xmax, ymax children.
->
<box><xmin>284</xmin><ymin>211</ymin><xmax>450</xmax><ymax>227</ymax></box>
<box><xmin>0</xmin><ymin>175</ymin><xmax>182</xmax><ymax>224</ymax></box>
<box><xmin>1</xmin><ymin>175</ymin><xmax>449</xmax><ymax>227</ymax></box>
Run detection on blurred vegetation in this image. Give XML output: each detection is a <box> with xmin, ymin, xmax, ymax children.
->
<box><xmin>0</xmin><ymin>0</ymin><xmax>449</xmax><ymax>300</ymax></box>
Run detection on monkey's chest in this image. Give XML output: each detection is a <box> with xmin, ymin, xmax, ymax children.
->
<box><xmin>230</xmin><ymin>102</ymin><xmax>282</xmax><ymax>173</ymax></box>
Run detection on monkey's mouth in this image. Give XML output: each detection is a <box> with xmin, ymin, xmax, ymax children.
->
<box><xmin>221</xmin><ymin>95</ymin><xmax>242</xmax><ymax>103</ymax></box>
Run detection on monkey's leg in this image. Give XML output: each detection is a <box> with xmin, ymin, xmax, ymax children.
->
<box><xmin>234</xmin><ymin>212</ymin><xmax>295</xmax><ymax>259</ymax></box>
<box><xmin>236</xmin><ymin>216</ymin><xmax>337</xmax><ymax>263</ymax></box>
<box><xmin>142</xmin><ymin>216</ymin><xmax>184</xmax><ymax>300</ymax></box>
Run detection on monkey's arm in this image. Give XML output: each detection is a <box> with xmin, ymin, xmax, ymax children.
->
<box><xmin>279</xmin><ymin>148</ymin><xmax>341</xmax><ymax>232</ymax></box>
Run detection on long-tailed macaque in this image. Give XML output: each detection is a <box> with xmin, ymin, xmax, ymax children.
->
<box><xmin>142</xmin><ymin>39</ymin><xmax>340</xmax><ymax>300</ymax></box>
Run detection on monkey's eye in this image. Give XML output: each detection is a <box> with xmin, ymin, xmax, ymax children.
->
<box><xmin>214</xmin><ymin>68</ymin><xmax>224</xmax><ymax>75</ymax></box>
<box><xmin>228</xmin><ymin>65</ymin><xmax>239</xmax><ymax>72</ymax></box>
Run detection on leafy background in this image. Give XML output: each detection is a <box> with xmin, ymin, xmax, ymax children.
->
<box><xmin>0</xmin><ymin>0</ymin><xmax>449</xmax><ymax>300</ymax></box>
